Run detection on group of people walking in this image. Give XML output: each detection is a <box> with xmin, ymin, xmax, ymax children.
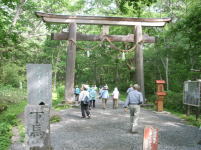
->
<box><xmin>74</xmin><ymin>83</ymin><xmax>143</xmax><ymax>133</ymax></box>
<box><xmin>99</xmin><ymin>85</ymin><xmax>120</xmax><ymax>109</ymax></box>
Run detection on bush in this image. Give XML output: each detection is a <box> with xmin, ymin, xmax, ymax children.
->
<box><xmin>50</xmin><ymin>115</ymin><xmax>61</xmax><ymax>123</ymax></box>
<box><xmin>0</xmin><ymin>85</ymin><xmax>26</xmax><ymax>104</ymax></box>
<box><xmin>0</xmin><ymin>63</ymin><xmax>24</xmax><ymax>87</ymax></box>
<box><xmin>164</xmin><ymin>91</ymin><xmax>184</xmax><ymax>112</ymax></box>
<box><xmin>147</xmin><ymin>94</ymin><xmax>157</xmax><ymax>103</ymax></box>
<box><xmin>56</xmin><ymin>85</ymin><xmax>65</xmax><ymax>99</ymax></box>
<box><xmin>0</xmin><ymin>99</ymin><xmax>26</xmax><ymax>150</ymax></box>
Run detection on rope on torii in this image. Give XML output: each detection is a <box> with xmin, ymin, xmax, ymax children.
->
<box><xmin>69</xmin><ymin>35</ymin><xmax>137</xmax><ymax>53</ymax></box>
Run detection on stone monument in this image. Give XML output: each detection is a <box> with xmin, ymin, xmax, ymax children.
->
<box><xmin>25</xmin><ymin>64</ymin><xmax>53</xmax><ymax>150</ymax></box>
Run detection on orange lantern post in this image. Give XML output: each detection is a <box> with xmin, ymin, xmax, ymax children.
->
<box><xmin>155</xmin><ymin>80</ymin><xmax>166</xmax><ymax>112</ymax></box>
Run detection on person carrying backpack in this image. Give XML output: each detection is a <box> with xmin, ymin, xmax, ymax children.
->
<box><xmin>74</xmin><ymin>85</ymin><xmax>80</xmax><ymax>101</ymax></box>
<box><xmin>89</xmin><ymin>87</ymin><xmax>96</xmax><ymax>109</ymax></box>
<box><xmin>100</xmin><ymin>86</ymin><xmax>109</xmax><ymax>109</ymax></box>
<box><xmin>79</xmin><ymin>84</ymin><xmax>91</xmax><ymax>119</ymax></box>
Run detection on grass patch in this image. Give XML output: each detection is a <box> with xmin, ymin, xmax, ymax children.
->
<box><xmin>165</xmin><ymin>109</ymin><xmax>201</xmax><ymax>127</ymax></box>
<box><xmin>54</xmin><ymin>104</ymin><xmax>71</xmax><ymax>110</ymax></box>
<box><xmin>0</xmin><ymin>86</ymin><xmax>26</xmax><ymax>104</ymax></box>
<box><xmin>50</xmin><ymin>115</ymin><xmax>61</xmax><ymax>123</ymax></box>
<box><xmin>0</xmin><ymin>100</ymin><xmax>26</xmax><ymax>150</ymax></box>
<box><xmin>52</xmin><ymin>88</ymin><xmax>71</xmax><ymax>110</ymax></box>
<box><xmin>18</xmin><ymin>124</ymin><xmax>25</xmax><ymax>143</ymax></box>
<box><xmin>119</xmin><ymin>92</ymin><xmax>127</xmax><ymax>101</ymax></box>
<box><xmin>143</xmin><ymin>97</ymin><xmax>201</xmax><ymax>127</ymax></box>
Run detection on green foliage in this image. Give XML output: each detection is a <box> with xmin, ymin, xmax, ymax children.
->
<box><xmin>54</xmin><ymin>104</ymin><xmax>71</xmax><ymax>110</ymax></box>
<box><xmin>166</xmin><ymin>110</ymin><xmax>201</xmax><ymax>127</ymax></box>
<box><xmin>119</xmin><ymin>92</ymin><xmax>127</xmax><ymax>101</ymax></box>
<box><xmin>50</xmin><ymin>115</ymin><xmax>61</xmax><ymax>123</ymax></box>
<box><xmin>53</xmin><ymin>85</ymin><xmax>71</xmax><ymax>110</ymax></box>
<box><xmin>0</xmin><ymin>63</ymin><xmax>24</xmax><ymax>87</ymax></box>
<box><xmin>164</xmin><ymin>91</ymin><xmax>184</xmax><ymax>112</ymax></box>
<box><xmin>117</xmin><ymin>0</ymin><xmax>157</xmax><ymax>16</ymax></box>
<box><xmin>56</xmin><ymin>85</ymin><xmax>65</xmax><ymax>99</ymax></box>
<box><xmin>0</xmin><ymin>98</ymin><xmax>26</xmax><ymax>150</ymax></box>
<box><xmin>18</xmin><ymin>124</ymin><xmax>25</xmax><ymax>142</ymax></box>
<box><xmin>0</xmin><ymin>85</ymin><xmax>26</xmax><ymax>104</ymax></box>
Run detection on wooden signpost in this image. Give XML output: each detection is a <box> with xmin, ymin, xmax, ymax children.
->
<box><xmin>35</xmin><ymin>12</ymin><xmax>171</xmax><ymax>103</ymax></box>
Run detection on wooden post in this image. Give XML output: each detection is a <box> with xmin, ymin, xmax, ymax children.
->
<box><xmin>134</xmin><ymin>25</ymin><xmax>145</xmax><ymax>98</ymax></box>
<box><xmin>102</xmin><ymin>25</ymin><xmax>109</xmax><ymax>35</ymax></box>
<box><xmin>65</xmin><ymin>23</ymin><xmax>77</xmax><ymax>103</ymax></box>
<box><xmin>196</xmin><ymin>107</ymin><xmax>199</xmax><ymax>121</ymax></box>
<box><xmin>186</xmin><ymin>105</ymin><xmax>190</xmax><ymax>116</ymax></box>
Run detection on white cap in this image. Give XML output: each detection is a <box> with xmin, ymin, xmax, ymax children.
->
<box><xmin>133</xmin><ymin>84</ymin><xmax>140</xmax><ymax>89</ymax></box>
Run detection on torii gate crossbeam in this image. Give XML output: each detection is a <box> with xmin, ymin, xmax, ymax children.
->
<box><xmin>35</xmin><ymin>12</ymin><xmax>171</xmax><ymax>102</ymax></box>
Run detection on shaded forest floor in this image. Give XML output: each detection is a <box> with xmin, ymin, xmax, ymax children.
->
<box><xmin>10</xmin><ymin>99</ymin><xmax>201</xmax><ymax>150</ymax></box>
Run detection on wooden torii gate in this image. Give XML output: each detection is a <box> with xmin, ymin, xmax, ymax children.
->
<box><xmin>35</xmin><ymin>12</ymin><xmax>171</xmax><ymax>103</ymax></box>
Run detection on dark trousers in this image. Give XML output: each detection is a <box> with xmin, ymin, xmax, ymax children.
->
<box><xmin>89</xmin><ymin>100</ymin><xmax>95</xmax><ymax>108</ymax></box>
<box><xmin>75</xmin><ymin>94</ymin><xmax>79</xmax><ymax>101</ymax></box>
<box><xmin>81</xmin><ymin>101</ymin><xmax>90</xmax><ymax>117</ymax></box>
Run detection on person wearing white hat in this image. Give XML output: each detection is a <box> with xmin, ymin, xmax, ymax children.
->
<box><xmin>100</xmin><ymin>85</ymin><xmax>109</xmax><ymax>109</ymax></box>
<box><xmin>124</xmin><ymin>84</ymin><xmax>143</xmax><ymax>133</ymax></box>
<box><xmin>79</xmin><ymin>84</ymin><xmax>91</xmax><ymax>119</ymax></box>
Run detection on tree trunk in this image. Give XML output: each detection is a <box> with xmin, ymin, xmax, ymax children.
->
<box><xmin>166</xmin><ymin>57</ymin><xmax>169</xmax><ymax>91</ymax></box>
<box><xmin>65</xmin><ymin>23</ymin><xmax>77</xmax><ymax>103</ymax></box>
<box><xmin>115</xmin><ymin>58</ymin><xmax>120</xmax><ymax>85</ymax></box>
<box><xmin>53</xmin><ymin>48</ymin><xmax>61</xmax><ymax>91</ymax></box>
<box><xmin>161</xmin><ymin>57</ymin><xmax>169</xmax><ymax>91</ymax></box>
<box><xmin>94</xmin><ymin>59</ymin><xmax>97</xmax><ymax>85</ymax></box>
<box><xmin>134</xmin><ymin>25</ymin><xmax>145</xmax><ymax>98</ymax></box>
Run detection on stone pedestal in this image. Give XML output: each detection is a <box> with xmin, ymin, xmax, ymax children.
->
<box><xmin>25</xmin><ymin>105</ymin><xmax>53</xmax><ymax>150</ymax></box>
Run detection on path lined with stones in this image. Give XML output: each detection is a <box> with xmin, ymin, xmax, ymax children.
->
<box><xmin>10</xmin><ymin>99</ymin><xmax>201</xmax><ymax>150</ymax></box>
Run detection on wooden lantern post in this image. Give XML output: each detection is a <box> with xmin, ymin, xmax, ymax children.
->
<box><xmin>156</xmin><ymin>80</ymin><xmax>166</xmax><ymax>112</ymax></box>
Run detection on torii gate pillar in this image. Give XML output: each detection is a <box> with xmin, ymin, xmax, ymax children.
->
<box><xmin>134</xmin><ymin>25</ymin><xmax>145</xmax><ymax>98</ymax></box>
<box><xmin>65</xmin><ymin>23</ymin><xmax>77</xmax><ymax>103</ymax></box>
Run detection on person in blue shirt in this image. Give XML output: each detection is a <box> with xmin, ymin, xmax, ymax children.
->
<box><xmin>100</xmin><ymin>86</ymin><xmax>109</xmax><ymax>109</ymax></box>
<box><xmin>124</xmin><ymin>84</ymin><xmax>143</xmax><ymax>133</ymax></box>
<box><xmin>89</xmin><ymin>87</ymin><xmax>96</xmax><ymax>109</ymax></box>
<box><xmin>127</xmin><ymin>84</ymin><xmax>134</xmax><ymax>94</ymax></box>
<box><xmin>74</xmin><ymin>85</ymin><xmax>80</xmax><ymax>101</ymax></box>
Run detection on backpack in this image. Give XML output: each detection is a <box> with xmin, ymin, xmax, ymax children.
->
<box><xmin>83</xmin><ymin>95</ymin><xmax>89</xmax><ymax>105</ymax></box>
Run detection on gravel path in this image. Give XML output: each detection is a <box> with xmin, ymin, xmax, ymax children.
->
<box><xmin>10</xmin><ymin>99</ymin><xmax>201</xmax><ymax>150</ymax></box>
<box><xmin>51</xmin><ymin>100</ymin><xmax>201</xmax><ymax>150</ymax></box>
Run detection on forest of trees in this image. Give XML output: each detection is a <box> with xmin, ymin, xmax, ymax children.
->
<box><xmin>1</xmin><ymin>0</ymin><xmax>201</xmax><ymax>149</ymax></box>
<box><xmin>1</xmin><ymin>0</ymin><xmax>201</xmax><ymax>114</ymax></box>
